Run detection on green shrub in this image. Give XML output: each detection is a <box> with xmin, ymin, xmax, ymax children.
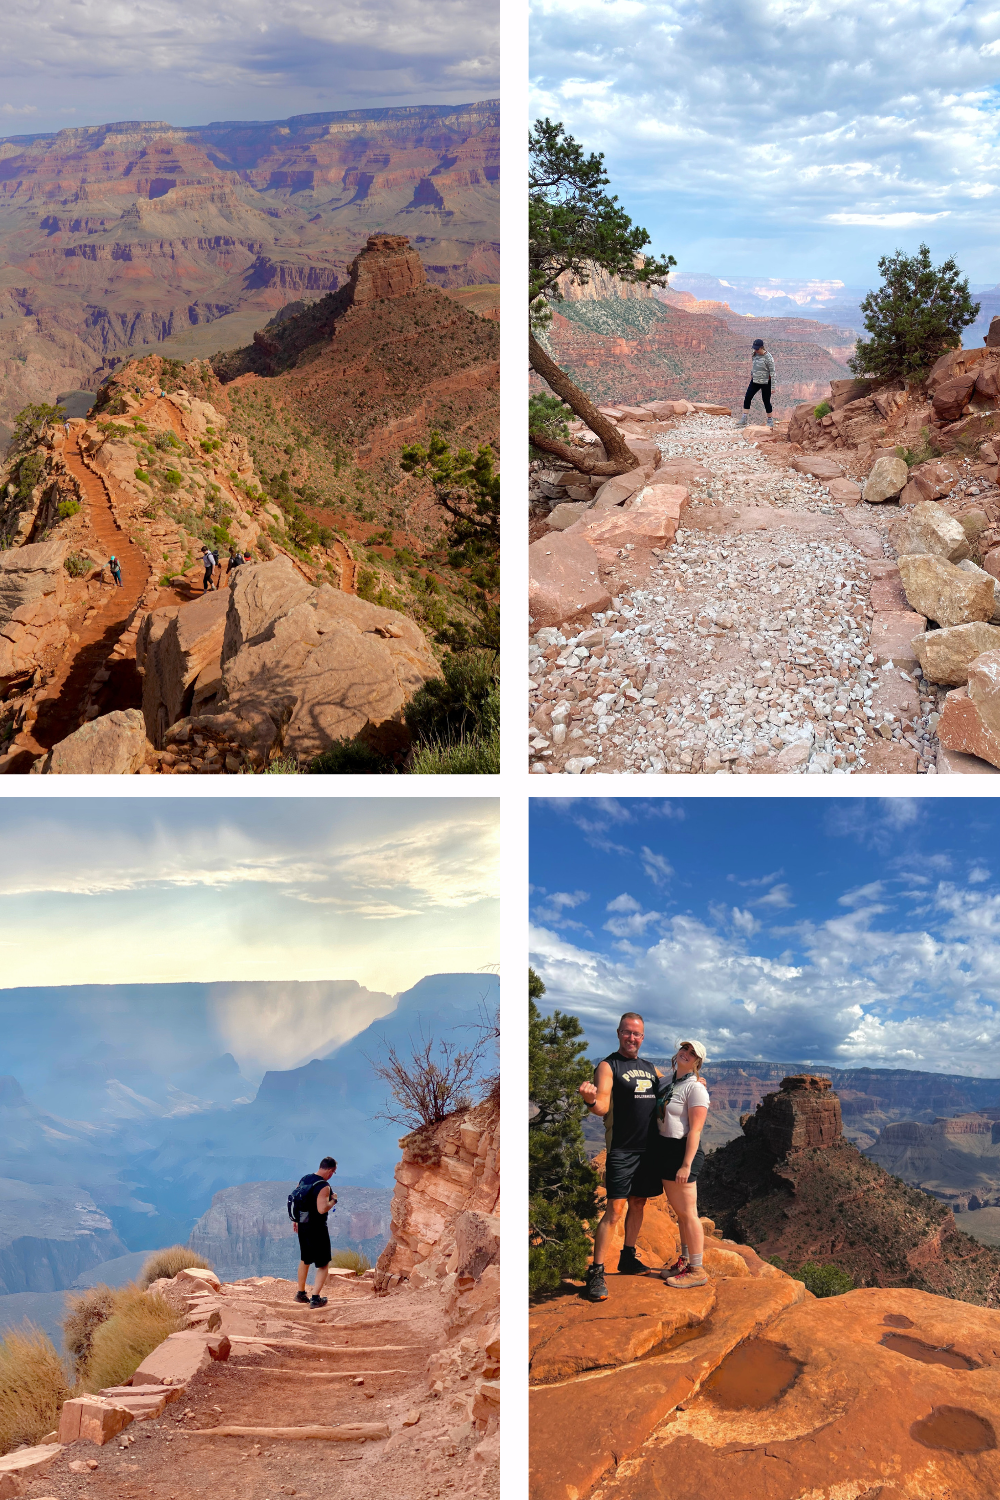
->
<box><xmin>405</xmin><ymin>650</ymin><xmax>499</xmax><ymax>748</ymax></box>
<box><xmin>896</xmin><ymin>428</ymin><xmax>942</xmax><ymax>468</ymax></box>
<box><xmin>770</xmin><ymin>1256</ymin><xmax>855</xmax><ymax>1297</ymax></box>
<box><xmin>263</xmin><ymin>755</ymin><xmax>298</xmax><ymax>774</ymax></box>
<box><xmin>64</xmin><ymin>553</ymin><xmax>91</xmax><ymax>578</ymax></box>
<box><xmin>153</xmin><ymin>431</ymin><xmax>180</xmax><ymax>450</ymax></box>
<box><xmin>529</xmin><ymin>392</ymin><xmax>573</xmax><ymax>457</ymax></box>
<box><xmin>307</xmin><ymin>739</ymin><xmax>397</xmax><ymax>775</ymax></box>
<box><xmin>63</xmin><ymin>1284</ymin><xmax>117</xmax><ymax>1378</ymax></box>
<box><xmin>139</xmin><ymin>1246</ymin><xmax>213</xmax><ymax>1288</ymax></box>
<box><xmin>81</xmin><ymin>1286</ymin><xmax>184</xmax><ymax>1393</ymax></box>
<box><xmin>134</xmin><ymin>469</ymin><xmax>151</xmax><ymax>485</ymax></box>
<box><xmin>410</xmin><ymin>732</ymin><xmax>500</xmax><ymax>774</ymax></box>
<box><xmin>0</xmin><ymin>1324</ymin><xmax>69</xmax><ymax>1455</ymax></box>
<box><xmin>57</xmin><ymin>499</ymin><xmax>81</xmax><ymax>521</ymax></box>
<box><xmin>164</xmin><ymin>469</ymin><xmax>183</xmax><ymax>488</ymax></box>
<box><xmin>329</xmin><ymin>1250</ymin><xmax>370</xmax><ymax>1276</ymax></box>
<box><xmin>813</xmin><ymin>401</ymin><xmax>832</xmax><ymax>419</ymax></box>
<box><xmin>14</xmin><ymin>452</ymin><xmax>45</xmax><ymax>508</ymax></box>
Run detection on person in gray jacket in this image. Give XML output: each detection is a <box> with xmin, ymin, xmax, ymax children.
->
<box><xmin>737</xmin><ymin>339</ymin><xmax>775</xmax><ymax>427</ymax></box>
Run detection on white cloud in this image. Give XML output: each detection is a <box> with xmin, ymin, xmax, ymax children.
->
<box><xmin>533</xmin><ymin>889</ymin><xmax>591</xmax><ymax>925</ymax></box>
<box><xmin>826</xmin><ymin>212</ymin><xmax>951</xmax><ymax>226</ymax></box>
<box><xmin>753</xmin><ymin>882</ymin><xmax>795</xmax><ymax>910</ymax></box>
<box><xmin>839</xmin><ymin>881</ymin><xmax>885</xmax><ymax>907</ymax></box>
<box><xmin>731</xmin><ymin>907</ymin><xmax>761</xmax><ymax>937</ymax></box>
<box><xmin>607</xmin><ymin>893</ymin><xmax>642</xmax><ymax>913</ymax></box>
<box><xmin>604</xmin><ymin>893</ymin><xmax>663</xmax><ymax>938</ymax></box>
<box><xmin>969</xmin><ymin>866</ymin><xmax>991</xmax><ymax>885</ymax></box>
<box><xmin>640</xmin><ymin>846</ymin><xmax>674</xmax><ymax>886</ymax></box>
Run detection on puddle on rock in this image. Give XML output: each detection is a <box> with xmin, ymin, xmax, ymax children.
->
<box><xmin>882</xmin><ymin>1313</ymin><xmax>914</xmax><ymax>1329</ymax></box>
<box><xmin>640</xmin><ymin>1320</ymin><xmax>710</xmax><ymax>1363</ymax></box>
<box><xmin>912</xmin><ymin>1406</ymin><xmax>996</xmax><ymax>1454</ymax></box>
<box><xmin>880</xmin><ymin>1333</ymin><xmax>980</xmax><ymax>1371</ymax></box>
<box><xmin>701</xmin><ymin>1339</ymin><xmax>802</xmax><ymax>1410</ymax></box>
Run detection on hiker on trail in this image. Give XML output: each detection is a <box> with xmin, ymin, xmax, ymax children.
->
<box><xmin>201</xmin><ymin>546</ymin><xmax>217</xmax><ymax>592</ymax></box>
<box><xmin>654</xmin><ymin>1041</ymin><xmax>711</xmax><ymax>1289</ymax></box>
<box><xmin>577</xmin><ymin>1012</ymin><xmax>662</xmax><ymax>1302</ymax></box>
<box><xmin>226</xmin><ymin>548</ymin><xmax>244</xmax><ymax>582</ymax></box>
<box><xmin>108</xmin><ymin>556</ymin><xmax>123</xmax><ymax>588</ymax></box>
<box><xmin>289</xmin><ymin>1156</ymin><xmax>338</xmax><ymax>1307</ymax></box>
<box><xmin>737</xmin><ymin>338</ymin><xmax>776</xmax><ymax>429</ymax></box>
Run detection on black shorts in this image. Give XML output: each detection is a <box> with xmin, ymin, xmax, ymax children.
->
<box><xmin>655</xmin><ymin>1135</ymin><xmax>705</xmax><ymax>1183</ymax></box>
<box><xmin>297</xmin><ymin>1221</ymin><xmax>332</xmax><ymax>1268</ymax></box>
<box><xmin>605</xmin><ymin>1147</ymin><xmax>663</xmax><ymax>1201</ymax></box>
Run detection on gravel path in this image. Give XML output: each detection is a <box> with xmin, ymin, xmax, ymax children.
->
<box><xmin>528</xmin><ymin>415</ymin><xmax>945</xmax><ymax>775</ymax></box>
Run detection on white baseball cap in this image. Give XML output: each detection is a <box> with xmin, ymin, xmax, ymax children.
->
<box><xmin>678</xmin><ymin>1039</ymin><xmax>707</xmax><ymax>1064</ymax></box>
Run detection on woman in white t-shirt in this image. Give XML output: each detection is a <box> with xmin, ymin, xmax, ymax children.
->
<box><xmin>654</xmin><ymin>1039</ymin><xmax>710</xmax><ymax>1289</ymax></box>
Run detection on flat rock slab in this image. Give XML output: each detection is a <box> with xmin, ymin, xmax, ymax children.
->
<box><xmin>575</xmin><ymin>484</ymin><xmax>689</xmax><ymax>552</ymax></box>
<box><xmin>870</xmin><ymin>610</ymin><xmax>926</xmax><ymax>667</ymax></box>
<box><xmin>530</xmin><ymin>1280</ymin><xmax>716</xmax><ymax>1382</ymax></box>
<box><xmin>937</xmin><ymin>742</ymin><xmax>1000</xmax><ymax>773</ymax></box>
<box><xmin>858</xmin><ymin>741</ymin><xmax>920</xmax><ymax>774</ymax></box>
<box><xmin>599</xmin><ymin>1288</ymin><xmax>1000</xmax><ymax>1500</ymax></box>
<box><xmin>131</xmin><ymin>1331</ymin><xmax>216</xmax><ymax>1387</ymax></box>
<box><xmin>0</xmin><ymin>1446</ymin><xmax>63</xmax><ymax>1480</ymax></box>
<box><xmin>869</xmin><ymin>571</ymin><xmax>908</xmax><ymax>611</ymax></box>
<box><xmin>58</xmin><ymin>1396</ymin><xmax>134</xmax><ymax>1446</ymax></box>
<box><xmin>825</xmin><ymin>476</ymin><xmax>863</xmax><ymax>506</ymax></box>
<box><xmin>528</xmin><ymin>531</ymin><xmax>610</xmax><ymax>630</ymax></box>
<box><xmin>529</xmin><ymin>1276</ymin><xmax>803</xmax><ymax>1500</ymax></box>
<box><xmin>791</xmin><ymin>456</ymin><xmax>844</xmax><ymax>479</ymax></box>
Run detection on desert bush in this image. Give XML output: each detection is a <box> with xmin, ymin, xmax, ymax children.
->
<box><xmin>410</xmin><ymin>732</ymin><xmax>500</xmax><ymax>774</ymax></box>
<box><xmin>63</xmin><ymin>1284</ymin><xmax>117</xmax><ymax>1378</ymax></box>
<box><xmin>134</xmin><ymin>469</ymin><xmax>151</xmax><ymax>486</ymax></box>
<box><xmin>57</xmin><ymin>499</ymin><xmax>81</xmax><ymax>521</ymax></box>
<box><xmin>0</xmin><ymin>1324</ymin><xmax>69</xmax><ymax>1455</ymax></box>
<box><xmin>64</xmin><ymin>553</ymin><xmax>91</xmax><ymax>578</ymax></box>
<box><xmin>330</xmin><ymin>1250</ymin><xmax>370</xmax><ymax>1276</ymax></box>
<box><xmin>405</xmin><ymin>651</ymin><xmax>499</xmax><ymax>749</ymax></box>
<box><xmin>769</xmin><ymin>1256</ymin><xmax>855</xmax><ymax>1298</ymax></box>
<box><xmin>81</xmin><ymin>1286</ymin><xmax>184</xmax><ymax>1394</ymax></box>
<box><xmin>163</xmin><ymin>469</ymin><xmax>183</xmax><ymax>488</ymax></box>
<box><xmin>895</xmin><ymin>427</ymin><xmax>942</xmax><ymax>468</ymax></box>
<box><xmin>153</xmin><ymin>431</ymin><xmax>181</xmax><ymax>451</ymax></box>
<box><xmin>263</xmin><ymin>755</ymin><xmax>298</xmax><ymax>774</ymax></box>
<box><xmin>813</xmin><ymin>401</ymin><xmax>832</xmax><ymax>419</ymax></box>
<box><xmin>139</xmin><ymin>1246</ymin><xmax>213</xmax><ymax>1288</ymax></box>
<box><xmin>307</xmin><ymin>738</ymin><xmax>397</xmax><ymax>775</ymax></box>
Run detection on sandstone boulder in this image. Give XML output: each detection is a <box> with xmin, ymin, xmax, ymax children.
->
<box><xmin>862</xmin><ymin>455</ymin><xmax>908</xmax><ymax>503</ymax></box>
<box><xmin>529</xmin><ymin>530</ymin><xmax>610</xmax><ymax>630</ymax></box>
<box><xmin>938</xmin><ymin>684</ymin><xmax>1000</xmax><ymax>770</ymax></box>
<box><xmin>574</xmin><ymin>483</ymin><xmax>689</xmax><ymax>551</ymax></box>
<box><xmin>58</xmin><ymin>1396</ymin><xmax>134</xmax><ymax>1446</ymax></box>
<box><xmin>44</xmin><ymin>709</ymin><xmax>148</xmax><ymax>775</ymax></box>
<box><xmin>616</xmin><ymin>405</ymin><xmax>654</xmax><ymax>422</ymax></box>
<box><xmin>137</xmin><ymin>589</ymin><xmax>229</xmax><ymax>747</ymax></box>
<box><xmin>958</xmin><ymin>558</ymin><xmax>1000</xmax><ymax>621</ymax></box>
<box><xmin>985</xmin><ymin>316</ymin><xmax>1000</xmax><ymax>348</ymax></box>
<box><xmin>591</xmin><ymin>468</ymin><xmax>647</xmax><ymax>510</ymax></box>
<box><xmin>898</xmin><ymin>553</ymin><xmax>994</xmax><ymax>626</ymax></box>
<box><xmin>825</xmin><ymin>477</ymin><xmax>862</xmax><ymax>506</ymax></box>
<box><xmin>544</xmin><ymin>501</ymin><xmax>591</xmax><ymax>531</ymax></box>
<box><xmin>909</xmin><ymin>457</ymin><xmax>961</xmax><ymax>502</ymax></box>
<box><xmin>791</xmin><ymin>455</ymin><xmax>844</xmax><ymax>479</ymax></box>
<box><xmin>131</xmin><ymin>1330</ymin><xmax>219</xmax><ymax>1388</ymax></box>
<box><xmin>975</xmin><ymin>362</ymin><xmax>1000</xmax><ymax>400</ymax></box>
<box><xmin>0</xmin><ymin>541</ymin><xmax>66</xmax><ymax>623</ymax></box>
<box><xmin>932</xmin><ymin>371</ymin><xmax>978</xmax><ymax>421</ymax></box>
<box><xmin>913</xmin><ymin>622</ymin><xmax>1000</xmax><ymax>685</ymax></box>
<box><xmin>891</xmin><ymin>501</ymin><xmax>970</xmax><ymax>563</ymax></box>
<box><xmin>213</xmin><ymin>559</ymin><xmax>441</xmax><ymax>763</ymax></box>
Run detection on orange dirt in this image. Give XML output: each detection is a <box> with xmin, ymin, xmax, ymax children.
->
<box><xmin>32</xmin><ymin>1277</ymin><xmax>495</xmax><ymax>1500</ymax></box>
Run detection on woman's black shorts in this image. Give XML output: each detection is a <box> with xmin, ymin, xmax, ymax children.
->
<box><xmin>655</xmin><ymin>1134</ymin><xmax>705</xmax><ymax>1183</ymax></box>
<box><xmin>604</xmin><ymin>1147</ymin><xmax>663</xmax><ymax>1200</ymax></box>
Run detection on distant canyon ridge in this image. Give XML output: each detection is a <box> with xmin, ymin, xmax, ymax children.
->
<box><xmin>0</xmin><ymin>99</ymin><xmax>499</xmax><ymax>437</ymax></box>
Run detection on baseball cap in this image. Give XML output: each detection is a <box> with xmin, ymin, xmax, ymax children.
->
<box><xmin>678</xmin><ymin>1039</ymin><xmax>707</xmax><ymax>1063</ymax></box>
<box><xmin>752</xmin><ymin>339</ymin><xmax>764</xmax><ymax>350</ymax></box>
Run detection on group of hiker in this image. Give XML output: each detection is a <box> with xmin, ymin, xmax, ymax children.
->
<box><xmin>579</xmin><ymin>1012</ymin><xmax>711</xmax><ymax>1301</ymax></box>
<box><xmin>288</xmin><ymin>1156</ymin><xmax>338</xmax><ymax>1307</ymax></box>
<box><xmin>200</xmin><ymin>545</ymin><xmax>250</xmax><ymax>592</ymax></box>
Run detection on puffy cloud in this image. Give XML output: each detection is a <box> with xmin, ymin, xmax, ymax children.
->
<box><xmin>529</xmin><ymin>0</ymin><xmax>1000</xmax><ymax>280</ymax></box>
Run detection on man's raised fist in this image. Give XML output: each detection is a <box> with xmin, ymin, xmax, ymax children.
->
<box><xmin>578</xmin><ymin>1080</ymin><xmax>598</xmax><ymax>1107</ymax></box>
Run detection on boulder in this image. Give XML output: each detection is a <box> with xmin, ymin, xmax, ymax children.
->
<box><xmin>825</xmin><ymin>477</ymin><xmax>862</xmax><ymax>506</ymax></box>
<box><xmin>616</xmin><ymin>406</ymin><xmax>654</xmax><ymax>422</ymax></box>
<box><xmin>897</xmin><ymin>554</ymin><xmax>995</xmax><ymax>626</ymax></box>
<box><xmin>0</xmin><ymin>541</ymin><xmax>66</xmax><ymax>624</ymax></box>
<box><xmin>870</xmin><ymin>610</ymin><xmax>927</xmax><ymax>668</ymax></box>
<box><xmin>938</xmin><ymin>683</ymin><xmax>1000</xmax><ymax>771</ymax></box>
<box><xmin>544</xmin><ymin>501</ymin><xmax>591</xmax><ymax>531</ymax></box>
<box><xmin>926</xmin><ymin>345</ymin><xmax>988</xmax><ymax>394</ymax></box>
<box><xmin>932</xmin><ymin>372</ymin><xmax>978</xmax><ymax>421</ymax></box>
<box><xmin>131</xmin><ymin>1330</ymin><xmax>219</xmax><ymax>1387</ymax></box>
<box><xmin>452</xmin><ymin>1211</ymin><xmax>500</xmax><ymax>1281</ymax></box>
<box><xmin>791</xmin><ymin>456</ymin><xmax>844</xmax><ymax>479</ymax></box>
<box><xmin>137</xmin><ymin>589</ymin><xmax>229</xmax><ymax>747</ymax></box>
<box><xmin>983</xmin><ymin>547</ymin><xmax>1000</xmax><ymax>583</ymax></box>
<box><xmin>975</xmin><ymin>363</ymin><xmax>1000</xmax><ymax>400</ymax></box>
<box><xmin>862</xmin><ymin>456</ymin><xmax>909</xmax><ymax>503</ymax></box>
<box><xmin>0</xmin><ymin>1446</ymin><xmax>61</xmax><ymax>1486</ymax></box>
<box><xmin>909</xmin><ymin>457</ymin><xmax>961</xmax><ymax>502</ymax></box>
<box><xmin>58</xmin><ymin>1396</ymin><xmax>134</xmax><ymax>1446</ymax></box>
<box><xmin>890</xmin><ymin>501</ymin><xmax>970</xmax><ymax>563</ymax></box>
<box><xmin>937</xmin><ymin>743</ymin><xmax>1000</xmax><ymax>774</ymax></box>
<box><xmin>912</xmin><ymin>622</ymin><xmax>1000</xmax><ymax>685</ymax></box>
<box><xmin>985</xmin><ymin>316</ymin><xmax>1000</xmax><ymax>348</ymax></box>
<box><xmin>591</xmin><ymin>468</ymin><xmax>647</xmax><ymax>510</ymax></box>
<box><xmin>574</xmin><ymin>484</ymin><xmax>689</xmax><ymax>550</ymax></box>
<box><xmin>44</xmin><ymin>709</ymin><xmax>148</xmax><ymax>775</ymax></box>
<box><xmin>957</xmin><ymin>558</ymin><xmax>1000</xmax><ymax>621</ymax></box>
<box><xmin>214</xmin><ymin>560</ymin><xmax>441</xmax><ymax>762</ymax></box>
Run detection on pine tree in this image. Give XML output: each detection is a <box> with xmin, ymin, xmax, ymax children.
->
<box><xmin>849</xmin><ymin>244</ymin><xmax>979</xmax><ymax>383</ymax></box>
<box><xmin>528</xmin><ymin>968</ymin><xmax>600</xmax><ymax>1295</ymax></box>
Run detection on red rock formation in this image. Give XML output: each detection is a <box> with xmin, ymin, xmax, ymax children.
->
<box><xmin>348</xmin><ymin>234</ymin><xmax>427</xmax><ymax>304</ymax></box>
<box><xmin>744</xmin><ymin>1073</ymin><xmax>843</xmax><ymax>1155</ymax></box>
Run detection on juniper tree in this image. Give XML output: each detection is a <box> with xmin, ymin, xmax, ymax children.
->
<box><xmin>849</xmin><ymin>244</ymin><xmax>979</xmax><ymax>384</ymax></box>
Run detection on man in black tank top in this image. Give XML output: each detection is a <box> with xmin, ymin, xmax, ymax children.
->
<box><xmin>578</xmin><ymin>1011</ymin><xmax>663</xmax><ymax>1301</ymax></box>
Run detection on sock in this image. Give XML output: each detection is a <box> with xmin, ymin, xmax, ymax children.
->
<box><xmin>689</xmin><ymin>1253</ymin><xmax>703</xmax><ymax>1268</ymax></box>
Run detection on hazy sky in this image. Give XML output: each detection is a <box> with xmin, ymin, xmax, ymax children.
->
<box><xmin>0</xmin><ymin>799</ymin><xmax>499</xmax><ymax>1024</ymax></box>
<box><xmin>530</xmin><ymin>0</ymin><xmax>1000</xmax><ymax>284</ymax></box>
<box><xmin>531</xmin><ymin>796</ymin><xmax>1000</xmax><ymax>1077</ymax></box>
<box><xmin>0</xmin><ymin>0</ymin><xmax>497</xmax><ymax>133</ymax></box>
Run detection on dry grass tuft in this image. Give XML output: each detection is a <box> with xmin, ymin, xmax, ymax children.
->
<box><xmin>81</xmin><ymin>1287</ymin><xmax>184</xmax><ymax>1394</ymax></box>
<box><xmin>0</xmin><ymin>1324</ymin><xmax>70</xmax><ymax>1455</ymax></box>
<box><xmin>63</xmin><ymin>1284</ymin><xmax>118</xmax><ymax>1378</ymax></box>
<box><xmin>139</xmin><ymin>1246</ymin><xmax>213</xmax><ymax>1288</ymax></box>
<box><xmin>330</xmin><ymin>1249</ymin><xmax>370</xmax><ymax>1276</ymax></box>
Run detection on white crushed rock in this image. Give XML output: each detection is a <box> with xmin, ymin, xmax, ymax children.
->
<box><xmin>528</xmin><ymin>415</ymin><xmax>944</xmax><ymax>775</ymax></box>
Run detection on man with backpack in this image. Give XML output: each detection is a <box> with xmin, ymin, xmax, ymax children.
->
<box><xmin>288</xmin><ymin>1156</ymin><xmax>337</xmax><ymax>1307</ymax></box>
<box><xmin>201</xmin><ymin>546</ymin><xmax>217</xmax><ymax>592</ymax></box>
<box><xmin>108</xmin><ymin>556</ymin><xmax>123</xmax><ymax>588</ymax></box>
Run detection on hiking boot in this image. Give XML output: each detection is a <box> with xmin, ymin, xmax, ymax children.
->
<box><xmin>617</xmin><ymin>1246</ymin><xmax>648</xmax><ymax>1275</ymax></box>
<box><xmin>659</xmin><ymin>1256</ymin><xmax>688</xmax><ymax>1281</ymax></box>
<box><xmin>736</xmin><ymin>412</ymin><xmax>748</xmax><ymax>428</ymax></box>
<box><xmin>665</xmin><ymin>1266</ymin><xmax>709</xmax><ymax>1289</ymax></box>
<box><xmin>310</xmin><ymin>1294</ymin><xmax>328</xmax><ymax>1308</ymax></box>
<box><xmin>294</xmin><ymin>1290</ymin><xmax>309</xmax><ymax>1304</ymax></box>
<box><xmin>584</xmin><ymin>1264</ymin><xmax>609</xmax><ymax>1302</ymax></box>
<box><xmin>766</xmin><ymin>416</ymin><xmax>774</xmax><ymax>428</ymax></box>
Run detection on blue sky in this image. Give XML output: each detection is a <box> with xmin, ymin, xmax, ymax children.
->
<box><xmin>530</xmin><ymin>796</ymin><xmax>1000</xmax><ymax>1076</ymax></box>
<box><xmin>0</xmin><ymin>798</ymin><xmax>498</xmax><ymax>1072</ymax></box>
<box><xmin>530</xmin><ymin>0</ymin><xmax>1000</xmax><ymax>284</ymax></box>
<box><xmin>0</xmin><ymin>0</ymin><xmax>497</xmax><ymax>133</ymax></box>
